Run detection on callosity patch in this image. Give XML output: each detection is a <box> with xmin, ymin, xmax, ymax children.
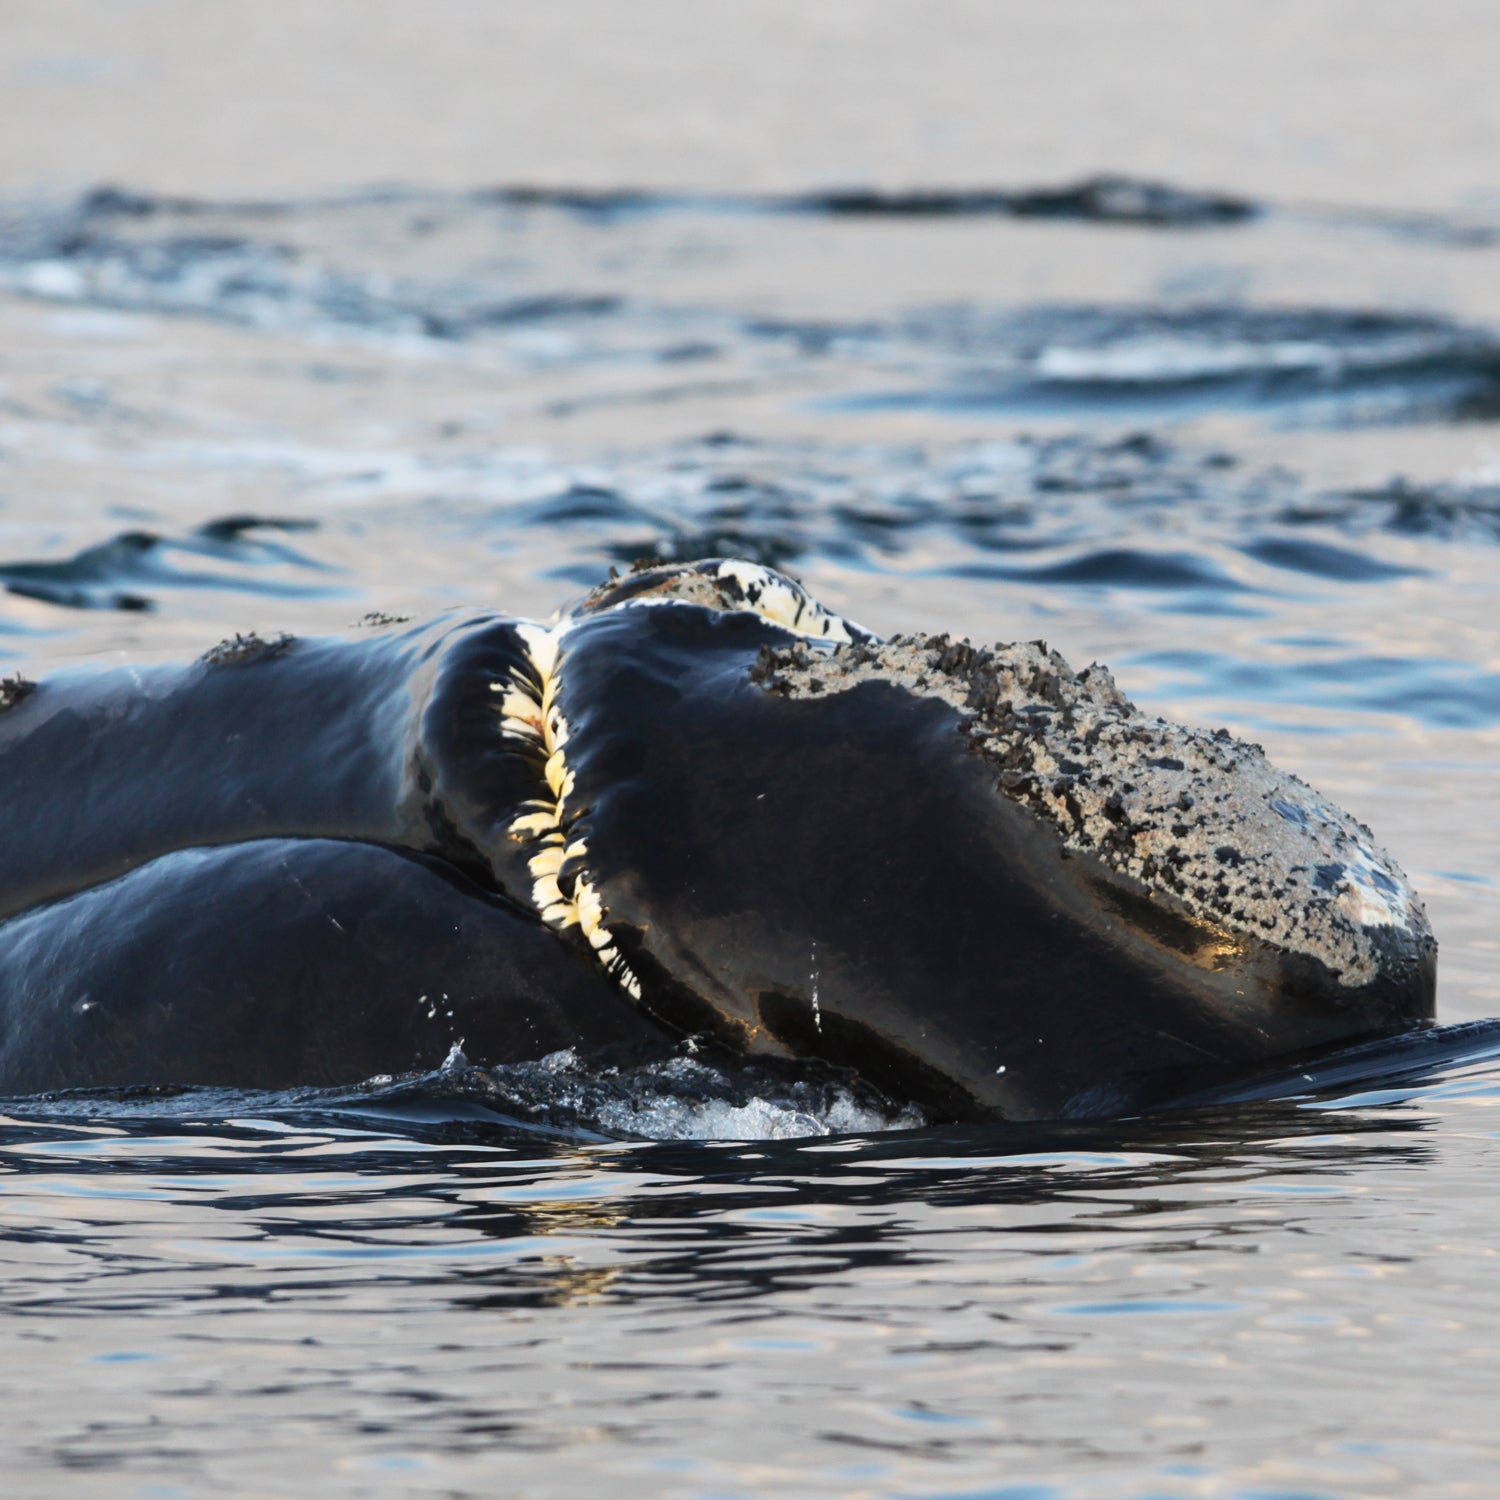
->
<box><xmin>571</xmin><ymin>558</ymin><xmax>876</xmax><ymax>643</ymax></box>
<box><xmin>751</xmin><ymin>631</ymin><xmax>1433</xmax><ymax>989</ymax></box>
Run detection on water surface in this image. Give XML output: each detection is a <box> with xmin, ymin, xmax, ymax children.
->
<box><xmin>0</xmin><ymin>176</ymin><xmax>1498</xmax><ymax>1496</ymax></box>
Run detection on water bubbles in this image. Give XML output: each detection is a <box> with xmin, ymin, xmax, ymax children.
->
<box><xmin>466</xmin><ymin>1049</ymin><xmax>923</xmax><ymax>1141</ymax></box>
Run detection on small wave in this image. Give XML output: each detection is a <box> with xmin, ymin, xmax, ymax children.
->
<box><xmin>12</xmin><ymin>1024</ymin><xmax>1500</xmax><ymax>1147</ymax></box>
<box><xmin>2</xmin><ymin>239</ymin><xmax>621</xmax><ymax>340</ymax></box>
<box><xmin>54</xmin><ymin>175</ymin><xmax>1257</xmax><ymax>229</ymax></box>
<box><xmin>822</xmin><ymin>304</ymin><xmax>1500</xmax><ymax>425</ymax></box>
<box><xmin>1239</xmin><ymin>536</ymin><xmax>1426</xmax><ymax>582</ymax></box>
<box><xmin>61</xmin><ymin>178</ymin><xmax>1500</xmax><ymax>243</ymax></box>
<box><xmin>4</xmin><ymin>188</ymin><xmax>1497</xmax><ymax>435</ymax></box>
<box><xmin>1288</xmin><ymin>479</ymin><xmax>1500</xmax><ymax>543</ymax></box>
<box><xmin>1128</xmin><ymin>648</ymin><xmax>1500</xmax><ymax>730</ymax></box>
<box><xmin>782</xmin><ymin>176</ymin><xmax>1257</xmax><ymax>226</ymax></box>
<box><xmin>1174</xmin><ymin>1019</ymin><xmax>1500</xmax><ymax>1109</ymax></box>
<box><xmin>951</xmin><ymin>546</ymin><xmax>1250</xmax><ymax>592</ymax></box>
<box><xmin>0</xmin><ymin>518</ymin><xmax>340</xmax><ymax>613</ymax></box>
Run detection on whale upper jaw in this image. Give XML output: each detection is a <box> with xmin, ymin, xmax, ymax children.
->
<box><xmin>748</xmin><ymin>628</ymin><xmax>1431</xmax><ymax>994</ymax></box>
<box><xmin>467</xmin><ymin>557</ymin><xmax>1436</xmax><ymax>1121</ymax></box>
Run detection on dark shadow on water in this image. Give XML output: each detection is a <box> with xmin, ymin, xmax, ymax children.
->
<box><xmin>1239</xmin><ymin>535</ymin><xmax>1427</xmax><ymax>582</ymax></box>
<box><xmin>0</xmin><ymin>518</ymin><xmax>344</xmax><ymax>612</ymax></box>
<box><xmin>948</xmin><ymin>547</ymin><xmax>1253</xmax><ymax>591</ymax></box>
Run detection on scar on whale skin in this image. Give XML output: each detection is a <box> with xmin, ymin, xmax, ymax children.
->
<box><xmin>0</xmin><ymin>558</ymin><xmax>1436</xmax><ymax>1119</ymax></box>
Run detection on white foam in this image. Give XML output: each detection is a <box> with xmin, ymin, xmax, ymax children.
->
<box><xmin>593</xmin><ymin>1090</ymin><xmax>913</xmax><ymax>1141</ymax></box>
<box><xmin>493</xmin><ymin>1050</ymin><xmax>922</xmax><ymax>1141</ymax></box>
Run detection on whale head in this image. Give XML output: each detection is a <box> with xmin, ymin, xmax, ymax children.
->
<box><xmin>477</xmin><ymin>559</ymin><xmax>1437</xmax><ymax>1121</ymax></box>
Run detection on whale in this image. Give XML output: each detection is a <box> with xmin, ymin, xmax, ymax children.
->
<box><xmin>0</xmin><ymin>559</ymin><xmax>1436</xmax><ymax>1119</ymax></box>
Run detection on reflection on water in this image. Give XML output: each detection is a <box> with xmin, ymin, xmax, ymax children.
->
<box><xmin>3</xmin><ymin>1083</ymin><xmax>1500</xmax><ymax>1494</ymax></box>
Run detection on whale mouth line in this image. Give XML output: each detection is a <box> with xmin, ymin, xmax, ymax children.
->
<box><xmin>489</xmin><ymin>559</ymin><xmax>874</xmax><ymax>1002</ymax></box>
<box><xmin>491</xmin><ymin>618</ymin><xmax>643</xmax><ymax>1000</ymax></box>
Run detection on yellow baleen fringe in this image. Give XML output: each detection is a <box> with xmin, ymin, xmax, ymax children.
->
<box><xmin>489</xmin><ymin>565</ymin><xmax>865</xmax><ymax>1005</ymax></box>
<box><xmin>491</xmin><ymin>624</ymin><xmax>643</xmax><ymax>1001</ymax></box>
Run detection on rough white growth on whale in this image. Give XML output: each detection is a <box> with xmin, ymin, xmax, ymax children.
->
<box><xmin>750</xmin><ymin>626</ymin><xmax>1426</xmax><ymax>988</ymax></box>
<box><xmin>583</xmin><ymin>558</ymin><xmax>873</xmax><ymax>644</ymax></box>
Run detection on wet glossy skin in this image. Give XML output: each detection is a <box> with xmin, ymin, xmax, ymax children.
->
<box><xmin>554</xmin><ymin>602</ymin><xmax>1434</xmax><ymax>1118</ymax></box>
<box><xmin>0</xmin><ymin>616</ymin><xmax>676</xmax><ymax>1094</ymax></box>
<box><xmin>0</xmin><ymin>591</ymin><xmax>1436</xmax><ymax>1117</ymax></box>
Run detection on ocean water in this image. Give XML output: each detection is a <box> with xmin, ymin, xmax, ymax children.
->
<box><xmin>1</xmin><ymin>173</ymin><xmax>1499</xmax><ymax>1497</ymax></box>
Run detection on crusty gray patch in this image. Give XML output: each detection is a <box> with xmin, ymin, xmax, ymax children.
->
<box><xmin>752</xmin><ymin>632</ymin><xmax>1431</xmax><ymax>988</ymax></box>
<box><xmin>573</xmin><ymin>558</ymin><xmax>875</xmax><ymax>642</ymax></box>
<box><xmin>0</xmin><ymin>675</ymin><xmax>35</xmax><ymax>713</ymax></box>
<box><xmin>199</xmin><ymin>631</ymin><xmax>294</xmax><ymax>668</ymax></box>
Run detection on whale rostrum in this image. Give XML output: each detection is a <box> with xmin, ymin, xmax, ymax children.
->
<box><xmin>750</xmin><ymin>632</ymin><xmax>1419</xmax><ymax>989</ymax></box>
